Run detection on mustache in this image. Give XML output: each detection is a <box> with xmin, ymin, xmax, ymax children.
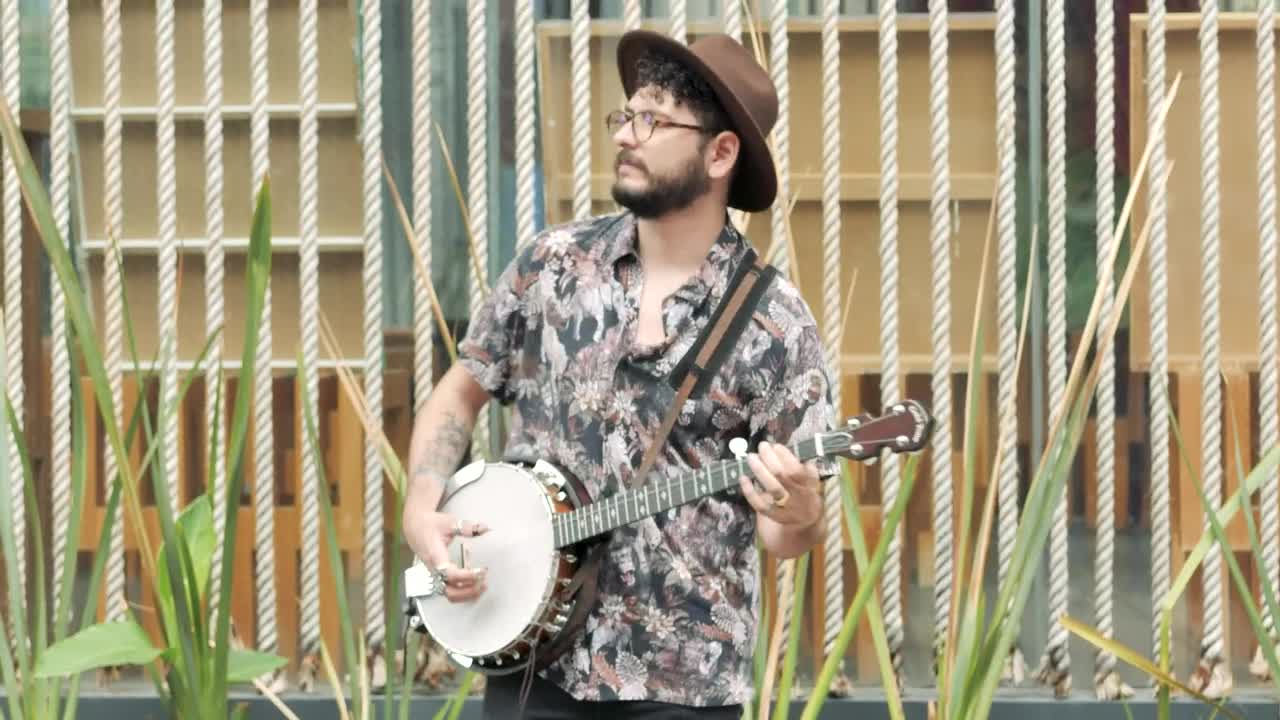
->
<box><xmin>615</xmin><ymin>151</ymin><xmax>646</xmax><ymax>173</ymax></box>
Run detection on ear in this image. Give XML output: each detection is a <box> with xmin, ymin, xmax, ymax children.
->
<box><xmin>705</xmin><ymin>131</ymin><xmax>740</xmax><ymax>181</ymax></box>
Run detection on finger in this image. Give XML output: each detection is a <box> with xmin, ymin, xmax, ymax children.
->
<box><xmin>738</xmin><ymin>474</ymin><xmax>775</xmax><ymax>515</ymax></box>
<box><xmin>438</xmin><ymin>564</ymin><xmax>486</xmax><ymax>588</ymax></box>
<box><xmin>747</xmin><ymin>453</ymin><xmax>787</xmax><ymax>501</ymax></box>
<box><xmin>446</xmin><ymin>579</ymin><xmax>486</xmax><ymax>603</ymax></box>
<box><xmin>457</xmin><ymin>520</ymin><xmax>491</xmax><ymax>538</ymax></box>
<box><xmin>760</xmin><ymin>442</ymin><xmax>803</xmax><ymax>484</ymax></box>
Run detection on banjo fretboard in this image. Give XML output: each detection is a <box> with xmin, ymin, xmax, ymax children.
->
<box><xmin>552</xmin><ymin>435</ymin><xmax>838</xmax><ymax>548</ymax></box>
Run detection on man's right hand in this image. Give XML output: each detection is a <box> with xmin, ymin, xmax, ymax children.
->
<box><xmin>404</xmin><ymin>497</ymin><xmax>489</xmax><ymax>603</ymax></box>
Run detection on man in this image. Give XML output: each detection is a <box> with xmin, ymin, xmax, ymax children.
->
<box><xmin>402</xmin><ymin>29</ymin><xmax>838</xmax><ymax>718</ymax></box>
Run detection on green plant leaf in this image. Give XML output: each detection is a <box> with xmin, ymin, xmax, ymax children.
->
<box><xmin>297</xmin><ymin>348</ymin><xmax>359</xmax><ymax>693</ymax></box>
<box><xmin>156</xmin><ymin>495</ymin><xmax>216</xmax><ymax>606</ymax></box>
<box><xmin>839</xmin><ymin>462</ymin><xmax>905</xmax><ymax>720</ymax></box>
<box><xmin>226</xmin><ymin>649</ymin><xmax>288</xmax><ymax>684</ymax></box>
<box><xmin>773</xmin><ymin>552</ymin><xmax>808</xmax><ymax>720</ymax></box>
<box><xmin>801</xmin><ymin>452</ymin><xmax>919</xmax><ymax>718</ymax></box>
<box><xmin>212</xmin><ymin>176</ymin><xmax>273</xmax><ymax>713</ymax></box>
<box><xmin>34</xmin><ymin>621</ymin><xmax>163</xmax><ymax>678</ymax></box>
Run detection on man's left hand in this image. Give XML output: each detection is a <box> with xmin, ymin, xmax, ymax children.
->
<box><xmin>738</xmin><ymin>441</ymin><xmax>821</xmax><ymax>528</ymax></box>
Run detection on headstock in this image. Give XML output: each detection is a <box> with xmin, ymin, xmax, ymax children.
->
<box><xmin>820</xmin><ymin>399</ymin><xmax>934</xmax><ymax>462</ymax></box>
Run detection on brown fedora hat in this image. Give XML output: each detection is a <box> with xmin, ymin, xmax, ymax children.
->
<box><xmin>616</xmin><ymin>30</ymin><xmax>778</xmax><ymax>213</ymax></box>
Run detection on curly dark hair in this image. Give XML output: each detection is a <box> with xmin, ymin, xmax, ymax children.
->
<box><xmin>632</xmin><ymin>49</ymin><xmax>733</xmax><ymax>138</ymax></box>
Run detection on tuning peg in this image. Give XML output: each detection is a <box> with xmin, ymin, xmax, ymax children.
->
<box><xmin>729</xmin><ymin>437</ymin><xmax>748</xmax><ymax>458</ymax></box>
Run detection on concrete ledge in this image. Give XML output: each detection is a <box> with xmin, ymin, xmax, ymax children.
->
<box><xmin>32</xmin><ymin>688</ymin><xmax>1280</xmax><ymax>720</ymax></box>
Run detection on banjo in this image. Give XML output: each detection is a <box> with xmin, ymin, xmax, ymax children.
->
<box><xmin>403</xmin><ymin>399</ymin><xmax>934</xmax><ymax>676</ymax></box>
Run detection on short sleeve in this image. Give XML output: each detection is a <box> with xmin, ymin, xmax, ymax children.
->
<box><xmin>456</xmin><ymin>242</ymin><xmax>539</xmax><ymax>406</ymax></box>
<box><xmin>750</xmin><ymin>314</ymin><xmax>840</xmax><ymax>480</ymax></box>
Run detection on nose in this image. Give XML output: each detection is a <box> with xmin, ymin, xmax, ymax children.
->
<box><xmin>612</xmin><ymin>118</ymin><xmax>638</xmax><ymax>149</ymax></box>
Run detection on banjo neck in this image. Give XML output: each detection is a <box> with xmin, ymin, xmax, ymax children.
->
<box><xmin>551</xmin><ymin>400</ymin><xmax>933</xmax><ymax>549</ymax></box>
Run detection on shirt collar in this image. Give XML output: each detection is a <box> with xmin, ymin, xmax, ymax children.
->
<box><xmin>606</xmin><ymin>212</ymin><xmax>749</xmax><ymax>306</ymax></box>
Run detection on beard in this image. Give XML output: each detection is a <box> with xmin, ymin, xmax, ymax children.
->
<box><xmin>610</xmin><ymin>149</ymin><xmax>711</xmax><ymax>219</ymax></box>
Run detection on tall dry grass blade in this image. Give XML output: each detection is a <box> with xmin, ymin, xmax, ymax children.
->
<box><xmin>838</xmin><ymin>267</ymin><xmax>859</xmax><ymax>350</ymax></box>
<box><xmin>432</xmin><ymin>121</ymin><xmax>489</xmax><ymax>297</ymax></box>
<box><xmin>317</xmin><ymin>312</ymin><xmax>405</xmax><ymax>495</ymax></box>
<box><xmin>758</xmin><ymin>557</ymin><xmax>795</xmax><ymax>719</ymax></box>
<box><xmin>381</xmin><ymin>156</ymin><xmax>458</xmax><ymax>362</ymax></box>
<box><xmin>1037</xmin><ymin>72</ymin><xmax>1181</xmax><ymax>475</ymax></box>
<box><xmin>943</xmin><ymin>167</ymin><xmax>1000</xmax><ymax>693</ymax></box>
<box><xmin>319</xmin><ymin>639</ymin><xmax>352</xmax><ymax>720</ymax></box>
<box><xmin>1059</xmin><ymin>615</ymin><xmax>1232</xmax><ymax>713</ymax></box>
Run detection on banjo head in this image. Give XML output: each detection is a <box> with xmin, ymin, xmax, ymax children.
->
<box><xmin>410</xmin><ymin>461</ymin><xmax>564</xmax><ymax>666</ymax></box>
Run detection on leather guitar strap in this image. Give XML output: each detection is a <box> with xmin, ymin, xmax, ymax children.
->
<box><xmin>631</xmin><ymin>248</ymin><xmax>777</xmax><ymax>488</ymax></box>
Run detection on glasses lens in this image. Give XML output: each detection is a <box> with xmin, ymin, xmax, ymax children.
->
<box><xmin>606</xmin><ymin>110</ymin><xmax>627</xmax><ymax>134</ymax></box>
<box><xmin>633</xmin><ymin>112</ymin><xmax>654</xmax><ymax>141</ymax></box>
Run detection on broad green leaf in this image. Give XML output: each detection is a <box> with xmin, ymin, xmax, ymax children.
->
<box><xmin>226</xmin><ymin>649</ymin><xmax>288</xmax><ymax>684</ymax></box>
<box><xmin>34</xmin><ymin>621</ymin><xmax>162</xmax><ymax>678</ymax></box>
<box><xmin>176</xmin><ymin>495</ymin><xmax>216</xmax><ymax>602</ymax></box>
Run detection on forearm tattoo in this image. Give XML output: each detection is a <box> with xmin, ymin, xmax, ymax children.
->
<box><xmin>412</xmin><ymin>410</ymin><xmax>471</xmax><ymax>489</ymax></box>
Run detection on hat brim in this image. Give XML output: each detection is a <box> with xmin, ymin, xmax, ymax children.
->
<box><xmin>616</xmin><ymin>31</ymin><xmax>776</xmax><ymax>213</ymax></box>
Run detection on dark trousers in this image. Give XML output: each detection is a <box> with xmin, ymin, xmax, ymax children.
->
<box><xmin>481</xmin><ymin>671</ymin><xmax>744</xmax><ymax>720</ymax></box>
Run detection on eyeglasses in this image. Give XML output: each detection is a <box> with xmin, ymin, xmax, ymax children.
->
<box><xmin>606</xmin><ymin>109</ymin><xmax>707</xmax><ymax>143</ymax></box>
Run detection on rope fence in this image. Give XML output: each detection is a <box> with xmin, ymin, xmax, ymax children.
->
<box><xmin>3</xmin><ymin>0</ymin><xmax>1279</xmax><ymax>702</ymax></box>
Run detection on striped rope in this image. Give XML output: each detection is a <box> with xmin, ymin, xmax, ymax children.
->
<box><xmin>570</xmin><ymin>0</ymin><xmax>591</xmax><ymax>221</ymax></box>
<box><xmin>818</xmin><ymin>0</ymin><xmax>847</xmax><ymax>684</ymax></box>
<box><xmin>362</xmin><ymin>0</ymin><xmax>386</xmax><ymax>649</ymax></box>
<box><xmin>1146</xmin><ymin>0</ymin><xmax>1173</xmax><ymax>676</ymax></box>
<box><xmin>2</xmin><ymin>0</ymin><xmax>22</xmax><ymax>604</ymax></box>
<box><xmin>102</xmin><ymin>0</ymin><xmax>126</xmax><ymax>624</ymax></box>
<box><xmin>1039</xmin><ymin>0</ymin><xmax>1071</xmax><ymax>698</ymax></box>
<box><xmin>466</xmin><ymin>1</ymin><xmax>490</xmax><ymax>461</ymax></box>
<box><xmin>724</xmin><ymin>0</ymin><xmax>741</xmax><ymax>41</ymax></box>
<box><xmin>624</xmin><ymin>0</ymin><xmax>641</xmax><ymax>33</ymax></box>
<box><xmin>877</xmin><ymin>0</ymin><xmax>904</xmax><ymax>683</ymax></box>
<box><xmin>926</xmin><ymin>0</ymin><xmax>953</xmax><ymax>670</ymax></box>
<box><xmin>994</xmin><ymin>0</ymin><xmax>1022</xmax><ymax>681</ymax></box>
<box><xmin>670</xmin><ymin>0</ymin><xmax>686</xmax><ymax>44</ymax></box>
<box><xmin>203</xmin><ymin>0</ymin><xmax>226</xmax><ymax>621</ymax></box>
<box><xmin>766</xmin><ymin>0</ymin><xmax>791</xmax><ymax>280</ymax></box>
<box><xmin>157</xmin><ymin>0</ymin><xmax>179</xmax><ymax>516</ymax></box>
<box><xmin>249</xmin><ymin>0</ymin><xmax>277</xmax><ymax>656</ymax></box>
<box><xmin>1092</xmin><ymin>0</ymin><xmax>1127</xmax><ymax>701</ymax></box>
<box><xmin>515</xmin><ymin>0</ymin><xmax>536</xmax><ymax>252</ymax></box>
<box><xmin>1254</xmin><ymin>0</ymin><xmax>1280</xmax><ymax>682</ymax></box>
<box><xmin>48</xmin><ymin>0</ymin><xmax>72</xmax><ymax>617</ymax></box>
<box><xmin>298</xmin><ymin>0</ymin><xmax>320</xmax><ymax>659</ymax></box>
<box><xmin>1195</xmin><ymin>0</ymin><xmax>1227</xmax><ymax>697</ymax></box>
<box><xmin>766</xmin><ymin>0</ymin><xmax>794</xmax><ymax>653</ymax></box>
<box><xmin>413</xmin><ymin>0</ymin><xmax>434</xmax><ymax>412</ymax></box>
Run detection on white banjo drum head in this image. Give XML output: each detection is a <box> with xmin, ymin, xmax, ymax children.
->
<box><xmin>417</xmin><ymin>462</ymin><xmax>558</xmax><ymax>660</ymax></box>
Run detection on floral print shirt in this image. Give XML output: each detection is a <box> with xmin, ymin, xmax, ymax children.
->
<box><xmin>457</xmin><ymin>211</ymin><xmax>838</xmax><ymax>707</ymax></box>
